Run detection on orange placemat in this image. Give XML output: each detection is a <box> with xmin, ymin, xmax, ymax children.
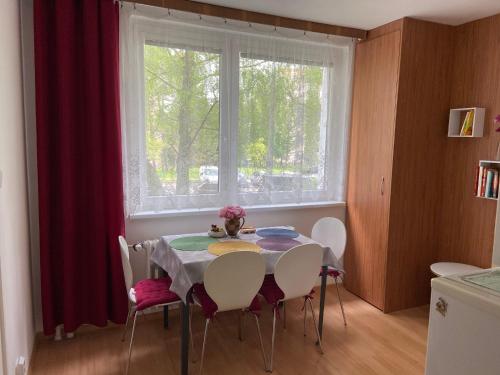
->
<box><xmin>207</xmin><ymin>241</ymin><xmax>261</xmax><ymax>256</ymax></box>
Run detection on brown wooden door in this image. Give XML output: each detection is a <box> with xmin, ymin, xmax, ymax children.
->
<box><xmin>344</xmin><ymin>31</ymin><xmax>401</xmax><ymax>310</ymax></box>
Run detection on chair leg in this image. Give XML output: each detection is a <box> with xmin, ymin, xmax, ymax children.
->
<box><xmin>282</xmin><ymin>302</ymin><xmax>286</xmax><ymax>330</ymax></box>
<box><xmin>307</xmin><ymin>298</ymin><xmax>324</xmax><ymax>354</ymax></box>
<box><xmin>125</xmin><ymin>310</ymin><xmax>139</xmax><ymax>375</ymax></box>
<box><xmin>189</xmin><ymin>307</ymin><xmax>197</xmax><ymax>363</ymax></box>
<box><xmin>254</xmin><ymin>315</ymin><xmax>269</xmax><ymax>371</ymax></box>
<box><xmin>121</xmin><ymin>307</ymin><xmax>133</xmax><ymax>342</ymax></box>
<box><xmin>269</xmin><ymin>308</ymin><xmax>277</xmax><ymax>372</ymax></box>
<box><xmin>199</xmin><ymin>318</ymin><xmax>210</xmax><ymax>375</ymax></box>
<box><xmin>303</xmin><ymin>299</ymin><xmax>307</xmax><ymax>337</ymax></box>
<box><xmin>334</xmin><ymin>276</ymin><xmax>347</xmax><ymax>326</ymax></box>
<box><xmin>163</xmin><ymin>305</ymin><xmax>169</xmax><ymax>329</ymax></box>
<box><xmin>238</xmin><ymin>310</ymin><xmax>245</xmax><ymax>341</ymax></box>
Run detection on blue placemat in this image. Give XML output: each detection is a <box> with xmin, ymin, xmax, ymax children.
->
<box><xmin>256</xmin><ymin>228</ymin><xmax>299</xmax><ymax>239</ymax></box>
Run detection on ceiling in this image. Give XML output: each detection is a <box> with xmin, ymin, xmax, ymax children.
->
<box><xmin>196</xmin><ymin>0</ymin><xmax>500</xmax><ymax>29</ymax></box>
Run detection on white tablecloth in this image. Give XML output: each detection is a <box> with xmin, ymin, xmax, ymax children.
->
<box><xmin>151</xmin><ymin>227</ymin><xmax>339</xmax><ymax>302</ymax></box>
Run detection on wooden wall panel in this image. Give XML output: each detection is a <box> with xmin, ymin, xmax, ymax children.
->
<box><xmin>347</xmin><ymin>14</ymin><xmax>500</xmax><ymax>313</ymax></box>
<box><xmin>344</xmin><ymin>30</ymin><xmax>401</xmax><ymax>309</ymax></box>
<box><xmin>437</xmin><ymin>14</ymin><xmax>500</xmax><ymax>267</ymax></box>
<box><xmin>384</xmin><ymin>19</ymin><xmax>454</xmax><ymax>312</ymax></box>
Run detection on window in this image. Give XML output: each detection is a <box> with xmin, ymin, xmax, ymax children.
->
<box><xmin>144</xmin><ymin>44</ymin><xmax>221</xmax><ymax>197</ymax></box>
<box><xmin>121</xmin><ymin>11</ymin><xmax>353</xmax><ymax>215</ymax></box>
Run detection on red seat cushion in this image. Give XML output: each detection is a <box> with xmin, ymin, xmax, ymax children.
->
<box><xmin>134</xmin><ymin>276</ymin><xmax>180</xmax><ymax>311</ymax></box>
<box><xmin>258</xmin><ymin>274</ymin><xmax>284</xmax><ymax>307</ymax></box>
<box><xmin>192</xmin><ymin>283</ymin><xmax>261</xmax><ymax>319</ymax></box>
<box><xmin>320</xmin><ymin>267</ymin><xmax>342</xmax><ymax>278</ymax></box>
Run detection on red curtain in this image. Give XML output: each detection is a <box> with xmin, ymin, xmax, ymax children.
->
<box><xmin>34</xmin><ymin>0</ymin><xmax>128</xmax><ymax>335</ymax></box>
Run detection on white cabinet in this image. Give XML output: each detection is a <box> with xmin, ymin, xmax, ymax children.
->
<box><xmin>425</xmin><ymin>273</ymin><xmax>500</xmax><ymax>375</ymax></box>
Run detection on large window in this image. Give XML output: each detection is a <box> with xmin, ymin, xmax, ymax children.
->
<box><xmin>121</xmin><ymin>12</ymin><xmax>353</xmax><ymax>215</ymax></box>
<box><xmin>144</xmin><ymin>44</ymin><xmax>221</xmax><ymax>197</ymax></box>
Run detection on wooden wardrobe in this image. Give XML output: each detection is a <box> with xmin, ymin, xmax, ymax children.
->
<box><xmin>344</xmin><ymin>18</ymin><xmax>454</xmax><ymax>312</ymax></box>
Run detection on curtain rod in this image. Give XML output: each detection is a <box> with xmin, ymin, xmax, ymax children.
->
<box><xmin>122</xmin><ymin>0</ymin><xmax>367</xmax><ymax>40</ymax></box>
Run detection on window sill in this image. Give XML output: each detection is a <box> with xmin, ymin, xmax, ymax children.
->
<box><xmin>128</xmin><ymin>201</ymin><xmax>346</xmax><ymax>220</ymax></box>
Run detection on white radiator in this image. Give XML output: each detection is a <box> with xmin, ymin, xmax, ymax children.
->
<box><xmin>132</xmin><ymin>239</ymin><xmax>161</xmax><ymax>279</ymax></box>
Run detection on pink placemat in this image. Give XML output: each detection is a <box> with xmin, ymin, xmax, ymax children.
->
<box><xmin>256</xmin><ymin>237</ymin><xmax>302</xmax><ymax>252</ymax></box>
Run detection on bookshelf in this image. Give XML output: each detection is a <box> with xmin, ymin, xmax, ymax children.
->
<box><xmin>476</xmin><ymin>160</ymin><xmax>500</xmax><ymax>201</ymax></box>
<box><xmin>448</xmin><ymin>107</ymin><xmax>485</xmax><ymax>137</ymax></box>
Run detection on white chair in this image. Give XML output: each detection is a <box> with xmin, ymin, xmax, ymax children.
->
<box><xmin>119</xmin><ymin>236</ymin><xmax>181</xmax><ymax>375</ymax></box>
<box><xmin>311</xmin><ymin>217</ymin><xmax>348</xmax><ymax>325</ymax></box>
<box><xmin>192</xmin><ymin>251</ymin><xmax>268</xmax><ymax>374</ymax></box>
<box><xmin>259</xmin><ymin>244</ymin><xmax>324</xmax><ymax>372</ymax></box>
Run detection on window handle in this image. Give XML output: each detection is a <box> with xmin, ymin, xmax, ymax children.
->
<box><xmin>380</xmin><ymin>177</ymin><xmax>385</xmax><ymax>196</ymax></box>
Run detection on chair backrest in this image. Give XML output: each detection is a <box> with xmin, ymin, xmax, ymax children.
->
<box><xmin>275</xmin><ymin>244</ymin><xmax>323</xmax><ymax>301</ymax></box>
<box><xmin>118</xmin><ymin>236</ymin><xmax>134</xmax><ymax>292</ymax></box>
<box><xmin>311</xmin><ymin>217</ymin><xmax>346</xmax><ymax>266</ymax></box>
<box><xmin>204</xmin><ymin>251</ymin><xmax>265</xmax><ymax>313</ymax></box>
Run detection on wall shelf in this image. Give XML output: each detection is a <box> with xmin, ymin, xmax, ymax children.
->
<box><xmin>476</xmin><ymin>160</ymin><xmax>500</xmax><ymax>201</ymax></box>
<box><xmin>448</xmin><ymin>107</ymin><xmax>485</xmax><ymax>137</ymax></box>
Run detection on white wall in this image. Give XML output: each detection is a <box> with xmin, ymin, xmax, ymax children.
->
<box><xmin>0</xmin><ymin>0</ymin><xmax>35</xmax><ymax>374</ymax></box>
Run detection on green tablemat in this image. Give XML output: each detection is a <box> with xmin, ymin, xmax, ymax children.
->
<box><xmin>169</xmin><ymin>236</ymin><xmax>218</xmax><ymax>251</ymax></box>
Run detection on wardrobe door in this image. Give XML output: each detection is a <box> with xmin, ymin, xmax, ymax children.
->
<box><xmin>344</xmin><ymin>31</ymin><xmax>401</xmax><ymax>310</ymax></box>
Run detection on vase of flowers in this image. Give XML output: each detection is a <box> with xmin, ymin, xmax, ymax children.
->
<box><xmin>219</xmin><ymin>205</ymin><xmax>246</xmax><ymax>238</ymax></box>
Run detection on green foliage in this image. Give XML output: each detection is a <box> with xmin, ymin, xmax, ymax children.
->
<box><xmin>246</xmin><ymin>138</ymin><xmax>267</xmax><ymax>169</ymax></box>
<box><xmin>144</xmin><ymin>43</ymin><xmax>327</xmax><ymax>194</ymax></box>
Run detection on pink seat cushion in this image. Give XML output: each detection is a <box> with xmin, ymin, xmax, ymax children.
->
<box><xmin>320</xmin><ymin>267</ymin><xmax>342</xmax><ymax>278</ymax></box>
<box><xmin>258</xmin><ymin>274</ymin><xmax>285</xmax><ymax>306</ymax></box>
<box><xmin>134</xmin><ymin>276</ymin><xmax>180</xmax><ymax>311</ymax></box>
<box><xmin>192</xmin><ymin>283</ymin><xmax>261</xmax><ymax>319</ymax></box>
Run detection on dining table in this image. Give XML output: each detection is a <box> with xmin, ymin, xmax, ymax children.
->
<box><xmin>151</xmin><ymin>226</ymin><xmax>340</xmax><ymax>375</ymax></box>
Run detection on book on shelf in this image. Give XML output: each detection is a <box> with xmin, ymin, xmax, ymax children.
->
<box><xmin>475</xmin><ymin>166</ymin><xmax>499</xmax><ymax>199</ymax></box>
<box><xmin>460</xmin><ymin>110</ymin><xmax>474</xmax><ymax>136</ymax></box>
<box><xmin>476</xmin><ymin>166</ymin><xmax>483</xmax><ymax>195</ymax></box>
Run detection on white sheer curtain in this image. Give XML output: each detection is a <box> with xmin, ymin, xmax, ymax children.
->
<box><xmin>120</xmin><ymin>4</ymin><xmax>354</xmax><ymax>216</ymax></box>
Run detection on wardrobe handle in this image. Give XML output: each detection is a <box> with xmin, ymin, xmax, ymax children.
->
<box><xmin>380</xmin><ymin>177</ymin><xmax>385</xmax><ymax>195</ymax></box>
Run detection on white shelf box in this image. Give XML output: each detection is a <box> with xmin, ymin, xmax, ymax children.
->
<box><xmin>448</xmin><ymin>107</ymin><xmax>485</xmax><ymax>137</ymax></box>
<box><xmin>477</xmin><ymin>160</ymin><xmax>500</xmax><ymax>201</ymax></box>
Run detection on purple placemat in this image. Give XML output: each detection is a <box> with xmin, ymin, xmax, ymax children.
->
<box><xmin>256</xmin><ymin>237</ymin><xmax>302</xmax><ymax>252</ymax></box>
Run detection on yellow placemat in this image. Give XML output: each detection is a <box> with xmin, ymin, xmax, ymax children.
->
<box><xmin>208</xmin><ymin>241</ymin><xmax>261</xmax><ymax>256</ymax></box>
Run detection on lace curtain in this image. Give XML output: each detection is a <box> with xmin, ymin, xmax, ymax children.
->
<box><xmin>120</xmin><ymin>4</ymin><xmax>354</xmax><ymax>216</ymax></box>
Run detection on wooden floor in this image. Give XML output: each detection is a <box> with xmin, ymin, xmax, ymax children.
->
<box><xmin>29</xmin><ymin>286</ymin><xmax>429</xmax><ymax>375</ymax></box>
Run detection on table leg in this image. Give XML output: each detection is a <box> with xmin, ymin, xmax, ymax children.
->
<box><xmin>180</xmin><ymin>300</ymin><xmax>190</xmax><ymax>375</ymax></box>
<box><xmin>318</xmin><ymin>265</ymin><xmax>328</xmax><ymax>341</ymax></box>
<box><xmin>159</xmin><ymin>268</ymin><xmax>169</xmax><ymax>329</ymax></box>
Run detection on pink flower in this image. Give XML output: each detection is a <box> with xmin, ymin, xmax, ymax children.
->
<box><xmin>495</xmin><ymin>115</ymin><xmax>500</xmax><ymax>132</ymax></box>
<box><xmin>218</xmin><ymin>205</ymin><xmax>246</xmax><ymax>219</ymax></box>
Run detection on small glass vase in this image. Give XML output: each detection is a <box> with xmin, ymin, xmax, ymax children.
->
<box><xmin>224</xmin><ymin>217</ymin><xmax>245</xmax><ymax>238</ymax></box>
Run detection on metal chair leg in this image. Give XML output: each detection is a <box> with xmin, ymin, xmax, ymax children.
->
<box><xmin>254</xmin><ymin>315</ymin><xmax>269</xmax><ymax>371</ymax></box>
<box><xmin>189</xmin><ymin>307</ymin><xmax>197</xmax><ymax>363</ymax></box>
<box><xmin>269</xmin><ymin>307</ymin><xmax>277</xmax><ymax>372</ymax></box>
<box><xmin>282</xmin><ymin>302</ymin><xmax>287</xmax><ymax>330</ymax></box>
<box><xmin>163</xmin><ymin>305</ymin><xmax>169</xmax><ymax>329</ymax></box>
<box><xmin>121</xmin><ymin>307</ymin><xmax>133</xmax><ymax>342</ymax></box>
<box><xmin>303</xmin><ymin>299</ymin><xmax>307</xmax><ymax>337</ymax></box>
<box><xmin>238</xmin><ymin>310</ymin><xmax>245</xmax><ymax>341</ymax></box>
<box><xmin>334</xmin><ymin>276</ymin><xmax>347</xmax><ymax>326</ymax></box>
<box><xmin>307</xmin><ymin>298</ymin><xmax>324</xmax><ymax>354</ymax></box>
<box><xmin>125</xmin><ymin>311</ymin><xmax>139</xmax><ymax>375</ymax></box>
<box><xmin>199</xmin><ymin>318</ymin><xmax>210</xmax><ymax>375</ymax></box>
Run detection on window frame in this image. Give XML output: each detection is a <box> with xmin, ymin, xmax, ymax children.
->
<box><xmin>122</xmin><ymin>16</ymin><xmax>353</xmax><ymax>216</ymax></box>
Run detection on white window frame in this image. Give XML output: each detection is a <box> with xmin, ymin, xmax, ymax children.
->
<box><xmin>121</xmin><ymin>15</ymin><xmax>354</xmax><ymax>216</ymax></box>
